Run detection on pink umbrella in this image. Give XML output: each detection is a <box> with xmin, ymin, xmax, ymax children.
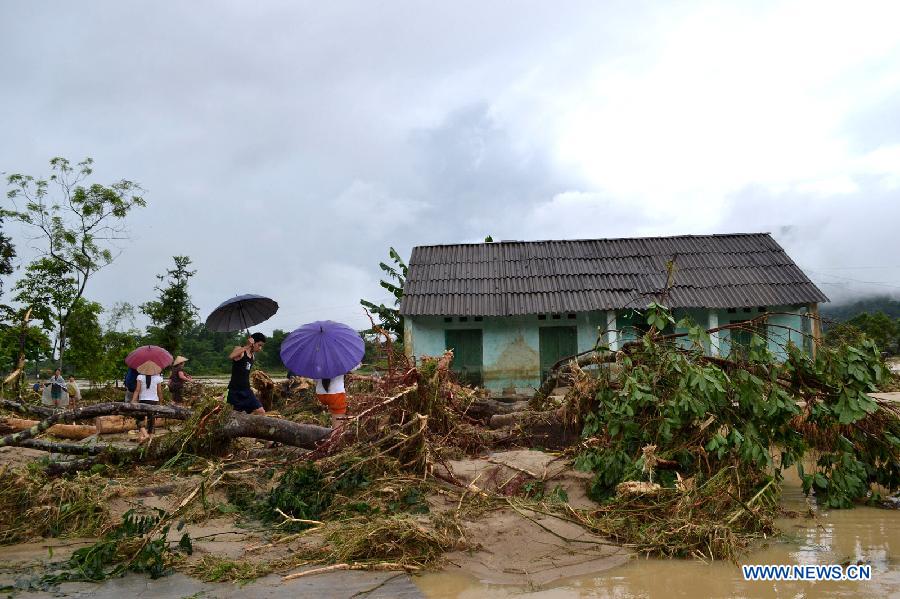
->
<box><xmin>125</xmin><ymin>345</ymin><xmax>174</xmax><ymax>375</ymax></box>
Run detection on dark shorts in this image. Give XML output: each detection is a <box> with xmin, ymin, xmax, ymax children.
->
<box><xmin>170</xmin><ymin>384</ymin><xmax>184</xmax><ymax>403</ymax></box>
<box><xmin>226</xmin><ymin>388</ymin><xmax>262</xmax><ymax>413</ymax></box>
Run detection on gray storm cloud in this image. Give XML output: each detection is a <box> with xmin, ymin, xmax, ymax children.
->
<box><xmin>1</xmin><ymin>1</ymin><xmax>898</xmax><ymax>334</ymax></box>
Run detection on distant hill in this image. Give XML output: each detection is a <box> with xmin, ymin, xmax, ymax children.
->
<box><xmin>820</xmin><ymin>295</ymin><xmax>900</xmax><ymax>325</ymax></box>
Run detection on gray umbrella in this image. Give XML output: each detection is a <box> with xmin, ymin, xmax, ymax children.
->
<box><xmin>205</xmin><ymin>294</ymin><xmax>279</xmax><ymax>332</ymax></box>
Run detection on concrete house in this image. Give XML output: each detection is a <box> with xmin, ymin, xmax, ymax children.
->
<box><xmin>400</xmin><ymin>233</ymin><xmax>828</xmax><ymax>397</ymax></box>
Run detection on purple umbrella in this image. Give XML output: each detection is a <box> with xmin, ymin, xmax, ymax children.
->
<box><xmin>280</xmin><ymin>320</ymin><xmax>365</xmax><ymax>379</ymax></box>
<box><xmin>125</xmin><ymin>345</ymin><xmax>174</xmax><ymax>375</ymax></box>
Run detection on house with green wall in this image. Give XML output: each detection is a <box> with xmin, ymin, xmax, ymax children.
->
<box><xmin>400</xmin><ymin>233</ymin><xmax>828</xmax><ymax>397</ymax></box>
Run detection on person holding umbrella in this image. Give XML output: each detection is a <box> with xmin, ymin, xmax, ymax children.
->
<box><xmin>316</xmin><ymin>370</ymin><xmax>356</xmax><ymax>427</ymax></box>
<box><xmin>131</xmin><ymin>369</ymin><xmax>164</xmax><ymax>444</ymax></box>
<box><xmin>204</xmin><ymin>294</ymin><xmax>278</xmax><ymax>414</ymax></box>
<box><xmin>225</xmin><ymin>332</ymin><xmax>267</xmax><ymax>414</ymax></box>
<box><xmin>280</xmin><ymin>320</ymin><xmax>365</xmax><ymax>427</ymax></box>
<box><xmin>123</xmin><ymin>345</ymin><xmax>174</xmax><ymax>443</ymax></box>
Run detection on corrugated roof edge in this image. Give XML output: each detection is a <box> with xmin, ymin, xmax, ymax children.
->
<box><xmin>409</xmin><ymin>232</ymin><xmax>774</xmax><ymax>250</ymax></box>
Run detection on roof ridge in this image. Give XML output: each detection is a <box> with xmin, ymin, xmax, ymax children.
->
<box><xmin>411</xmin><ymin>232</ymin><xmax>773</xmax><ymax>249</ymax></box>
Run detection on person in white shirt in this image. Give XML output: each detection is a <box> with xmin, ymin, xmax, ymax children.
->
<box><xmin>131</xmin><ymin>371</ymin><xmax>163</xmax><ymax>444</ymax></box>
<box><xmin>315</xmin><ymin>374</ymin><xmax>348</xmax><ymax>427</ymax></box>
<box><xmin>315</xmin><ymin>364</ymin><xmax>361</xmax><ymax>427</ymax></box>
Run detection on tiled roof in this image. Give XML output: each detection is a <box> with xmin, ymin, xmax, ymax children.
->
<box><xmin>400</xmin><ymin>233</ymin><xmax>828</xmax><ymax>316</ymax></box>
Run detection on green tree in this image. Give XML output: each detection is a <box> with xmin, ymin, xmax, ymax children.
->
<box><xmin>0</xmin><ymin>321</ymin><xmax>51</xmax><ymax>375</ymax></box>
<box><xmin>180</xmin><ymin>323</ymin><xmax>243</xmax><ymax>374</ymax></box>
<box><xmin>0</xmin><ymin>214</ymin><xmax>15</xmax><ymax>298</ymax></box>
<box><xmin>12</xmin><ymin>258</ymin><xmax>79</xmax><ymax>357</ymax></box>
<box><xmin>100</xmin><ymin>329</ymin><xmax>141</xmax><ymax>382</ymax></box>
<box><xmin>852</xmin><ymin>312</ymin><xmax>896</xmax><ymax>354</ymax></box>
<box><xmin>91</xmin><ymin>301</ymin><xmax>142</xmax><ymax>385</ymax></box>
<box><xmin>140</xmin><ymin>256</ymin><xmax>198</xmax><ymax>356</ymax></box>
<box><xmin>257</xmin><ymin>328</ymin><xmax>288</xmax><ymax>371</ymax></box>
<box><xmin>4</xmin><ymin>157</ymin><xmax>146</xmax><ymax>367</ymax></box>
<box><xmin>105</xmin><ymin>301</ymin><xmax>137</xmax><ymax>332</ymax></box>
<box><xmin>64</xmin><ymin>298</ymin><xmax>104</xmax><ymax>380</ymax></box>
<box><xmin>360</xmin><ymin>247</ymin><xmax>407</xmax><ymax>339</ymax></box>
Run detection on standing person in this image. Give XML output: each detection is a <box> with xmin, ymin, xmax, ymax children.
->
<box><xmin>66</xmin><ymin>376</ymin><xmax>82</xmax><ymax>408</ymax></box>
<box><xmin>225</xmin><ymin>332</ymin><xmax>266</xmax><ymax>415</ymax></box>
<box><xmin>168</xmin><ymin>356</ymin><xmax>193</xmax><ymax>404</ymax></box>
<box><xmin>47</xmin><ymin>368</ymin><xmax>68</xmax><ymax>409</ymax></box>
<box><xmin>316</xmin><ymin>373</ymin><xmax>349</xmax><ymax>427</ymax></box>
<box><xmin>131</xmin><ymin>371</ymin><xmax>163</xmax><ymax>444</ymax></box>
<box><xmin>124</xmin><ymin>367</ymin><xmax>139</xmax><ymax>402</ymax></box>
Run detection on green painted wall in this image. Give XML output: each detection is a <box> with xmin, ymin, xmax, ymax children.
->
<box><xmin>405</xmin><ymin>305</ymin><xmax>813</xmax><ymax>396</ymax></box>
<box><xmin>715</xmin><ymin>305</ymin><xmax>809</xmax><ymax>360</ymax></box>
<box><xmin>406</xmin><ymin>312</ymin><xmax>607</xmax><ymax>395</ymax></box>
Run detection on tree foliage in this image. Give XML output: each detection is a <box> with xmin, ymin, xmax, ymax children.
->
<box><xmin>179</xmin><ymin>323</ymin><xmax>244</xmax><ymax>375</ymax></box>
<box><xmin>0</xmin><ymin>321</ymin><xmax>51</xmax><ymax>374</ymax></box>
<box><xmin>12</xmin><ymin>258</ymin><xmax>78</xmax><ymax>344</ymax></box>
<box><xmin>0</xmin><ymin>215</ymin><xmax>15</xmax><ymax>298</ymax></box>
<box><xmin>64</xmin><ymin>298</ymin><xmax>105</xmax><ymax>381</ymax></box>
<box><xmin>576</xmin><ymin>304</ymin><xmax>898</xmax><ymax>512</ymax></box>
<box><xmin>4</xmin><ymin>157</ymin><xmax>145</xmax><ymax>366</ymax></box>
<box><xmin>825</xmin><ymin>311</ymin><xmax>899</xmax><ymax>356</ymax></box>
<box><xmin>140</xmin><ymin>256</ymin><xmax>198</xmax><ymax>357</ymax></box>
<box><xmin>821</xmin><ymin>295</ymin><xmax>900</xmax><ymax>321</ymax></box>
<box><xmin>360</xmin><ymin>247</ymin><xmax>406</xmax><ymax>339</ymax></box>
<box><xmin>256</xmin><ymin>328</ymin><xmax>287</xmax><ymax>371</ymax></box>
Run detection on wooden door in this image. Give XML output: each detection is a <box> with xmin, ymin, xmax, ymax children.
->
<box><xmin>539</xmin><ymin>326</ymin><xmax>578</xmax><ymax>382</ymax></box>
<box><xmin>445</xmin><ymin>329</ymin><xmax>483</xmax><ymax>386</ymax></box>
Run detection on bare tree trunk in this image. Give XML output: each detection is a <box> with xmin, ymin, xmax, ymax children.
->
<box><xmin>220</xmin><ymin>414</ymin><xmax>331</xmax><ymax>447</ymax></box>
<box><xmin>57</xmin><ymin>322</ymin><xmax>67</xmax><ymax>371</ymax></box>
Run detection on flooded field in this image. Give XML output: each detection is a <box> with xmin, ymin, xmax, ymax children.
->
<box><xmin>416</xmin><ymin>470</ymin><xmax>900</xmax><ymax>598</ymax></box>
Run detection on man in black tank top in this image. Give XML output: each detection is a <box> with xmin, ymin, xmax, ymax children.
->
<box><xmin>225</xmin><ymin>332</ymin><xmax>267</xmax><ymax>414</ymax></box>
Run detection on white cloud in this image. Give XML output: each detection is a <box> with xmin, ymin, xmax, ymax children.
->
<box><xmin>332</xmin><ymin>180</ymin><xmax>427</xmax><ymax>232</ymax></box>
<box><xmin>543</xmin><ymin>1</ymin><xmax>900</xmax><ymax>216</ymax></box>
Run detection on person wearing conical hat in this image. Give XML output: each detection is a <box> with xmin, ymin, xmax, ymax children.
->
<box><xmin>168</xmin><ymin>356</ymin><xmax>193</xmax><ymax>405</ymax></box>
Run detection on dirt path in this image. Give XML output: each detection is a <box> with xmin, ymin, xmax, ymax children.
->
<box><xmin>434</xmin><ymin>450</ymin><xmax>632</xmax><ymax>586</ymax></box>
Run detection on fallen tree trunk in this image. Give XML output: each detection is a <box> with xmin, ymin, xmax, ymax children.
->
<box><xmin>19</xmin><ymin>438</ymin><xmax>111</xmax><ymax>455</ymax></box>
<box><xmin>94</xmin><ymin>415</ymin><xmax>182</xmax><ymax>434</ymax></box>
<box><xmin>0</xmin><ymin>417</ymin><xmax>97</xmax><ymax>440</ymax></box>
<box><xmin>220</xmin><ymin>413</ymin><xmax>331</xmax><ymax>447</ymax></box>
<box><xmin>0</xmin><ymin>399</ymin><xmax>331</xmax><ymax>454</ymax></box>
<box><xmin>465</xmin><ymin>398</ymin><xmax>529</xmax><ymax>421</ymax></box>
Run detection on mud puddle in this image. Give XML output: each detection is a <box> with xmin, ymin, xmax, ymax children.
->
<box><xmin>416</xmin><ymin>470</ymin><xmax>900</xmax><ymax>598</ymax></box>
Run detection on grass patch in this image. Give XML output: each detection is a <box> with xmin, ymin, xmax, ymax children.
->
<box><xmin>322</xmin><ymin>516</ymin><xmax>454</xmax><ymax>568</ymax></box>
<box><xmin>0</xmin><ymin>466</ymin><xmax>114</xmax><ymax>544</ymax></box>
<box><xmin>186</xmin><ymin>555</ymin><xmax>273</xmax><ymax>583</ymax></box>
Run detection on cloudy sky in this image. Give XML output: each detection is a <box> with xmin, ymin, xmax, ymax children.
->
<box><xmin>2</xmin><ymin>0</ymin><xmax>899</xmax><ymax>333</ymax></box>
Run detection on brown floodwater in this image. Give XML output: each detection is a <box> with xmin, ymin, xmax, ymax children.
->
<box><xmin>416</xmin><ymin>471</ymin><xmax>900</xmax><ymax>598</ymax></box>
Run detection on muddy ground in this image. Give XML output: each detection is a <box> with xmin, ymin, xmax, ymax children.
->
<box><xmin>0</xmin><ymin>442</ymin><xmax>631</xmax><ymax>597</ymax></box>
